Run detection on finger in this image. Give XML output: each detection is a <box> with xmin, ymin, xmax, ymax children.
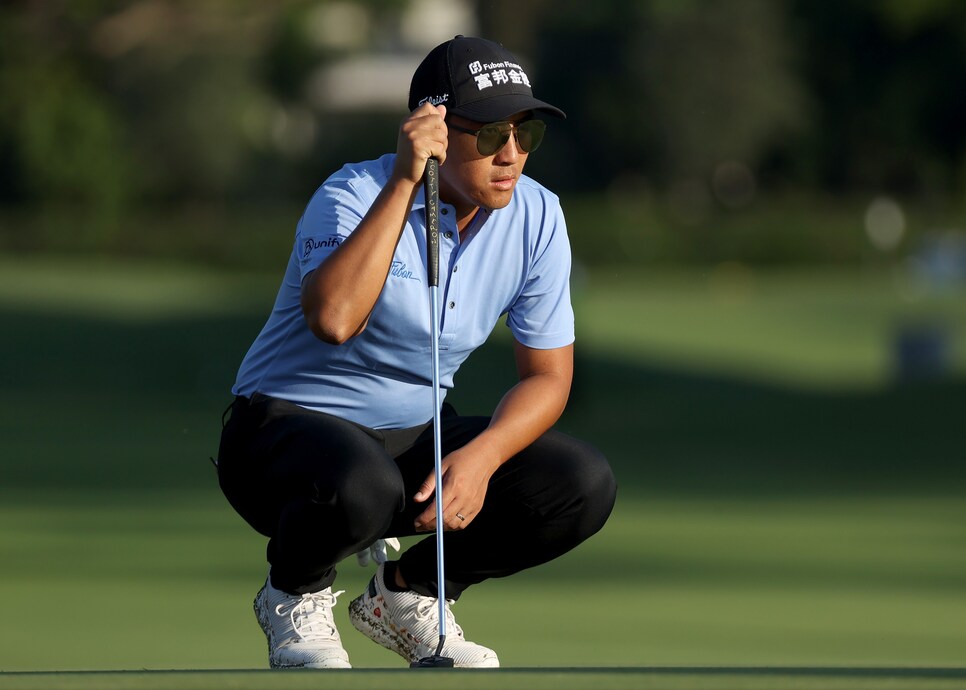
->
<box><xmin>412</xmin><ymin>101</ymin><xmax>438</xmax><ymax>116</ymax></box>
<box><xmin>434</xmin><ymin>105</ymin><xmax>448</xmax><ymax>164</ymax></box>
<box><xmin>413</xmin><ymin>471</ymin><xmax>436</xmax><ymax>503</ymax></box>
<box><xmin>415</xmin><ymin>102</ymin><xmax>446</xmax><ymax>120</ymax></box>
<box><xmin>413</xmin><ymin>499</ymin><xmax>436</xmax><ymax>532</ymax></box>
<box><xmin>416</xmin><ymin>105</ymin><xmax>447</xmax><ymax>163</ymax></box>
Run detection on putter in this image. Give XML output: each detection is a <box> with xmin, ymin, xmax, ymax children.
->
<box><xmin>410</xmin><ymin>156</ymin><xmax>455</xmax><ymax>669</ymax></box>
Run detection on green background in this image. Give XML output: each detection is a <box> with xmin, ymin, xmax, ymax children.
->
<box><xmin>1</xmin><ymin>258</ymin><xmax>963</xmax><ymax>674</ymax></box>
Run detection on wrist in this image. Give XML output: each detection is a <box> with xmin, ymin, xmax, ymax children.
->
<box><xmin>386</xmin><ymin>169</ymin><xmax>420</xmax><ymax>194</ymax></box>
<box><xmin>464</xmin><ymin>432</ymin><xmax>508</xmax><ymax>473</ymax></box>
<box><xmin>390</xmin><ymin>153</ymin><xmax>430</xmax><ymax>187</ymax></box>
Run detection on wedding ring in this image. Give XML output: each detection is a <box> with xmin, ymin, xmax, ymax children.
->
<box><xmin>456</xmin><ymin>512</ymin><xmax>466</xmax><ymax>521</ymax></box>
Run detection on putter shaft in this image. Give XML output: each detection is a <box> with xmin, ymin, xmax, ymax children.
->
<box><xmin>422</xmin><ymin>157</ymin><xmax>450</xmax><ymax>663</ymax></box>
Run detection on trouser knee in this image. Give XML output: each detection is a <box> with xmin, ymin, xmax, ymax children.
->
<box><xmin>553</xmin><ymin>440</ymin><xmax>617</xmax><ymax>542</ymax></box>
<box><xmin>309</xmin><ymin>460</ymin><xmax>406</xmax><ymax>543</ymax></box>
<box><xmin>532</xmin><ymin>430</ymin><xmax>615</xmax><ymax>520</ymax></box>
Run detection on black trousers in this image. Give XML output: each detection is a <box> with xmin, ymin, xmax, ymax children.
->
<box><xmin>217</xmin><ymin>392</ymin><xmax>617</xmax><ymax>599</ymax></box>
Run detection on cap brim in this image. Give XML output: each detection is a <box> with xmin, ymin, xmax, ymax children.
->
<box><xmin>450</xmin><ymin>95</ymin><xmax>566</xmax><ymax>122</ymax></box>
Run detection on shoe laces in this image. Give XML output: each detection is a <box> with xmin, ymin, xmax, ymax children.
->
<box><xmin>276</xmin><ymin>589</ymin><xmax>345</xmax><ymax>642</ymax></box>
<box><xmin>414</xmin><ymin>596</ymin><xmax>465</xmax><ymax>640</ymax></box>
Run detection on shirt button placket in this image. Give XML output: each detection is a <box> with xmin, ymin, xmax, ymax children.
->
<box><xmin>446</xmin><ymin>226</ymin><xmax>456</xmax><ymax>310</ymax></box>
<box><xmin>439</xmin><ymin>206</ymin><xmax>458</xmax><ymax>347</ymax></box>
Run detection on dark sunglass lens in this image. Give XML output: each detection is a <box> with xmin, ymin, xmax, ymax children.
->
<box><xmin>477</xmin><ymin>125</ymin><xmax>510</xmax><ymax>156</ymax></box>
<box><xmin>517</xmin><ymin>120</ymin><xmax>546</xmax><ymax>153</ymax></box>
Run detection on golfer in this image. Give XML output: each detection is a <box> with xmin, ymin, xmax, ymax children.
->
<box><xmin>217</xmin><ymin>35</ymin><xmax>617</xmax><ymax>669</ymax></box>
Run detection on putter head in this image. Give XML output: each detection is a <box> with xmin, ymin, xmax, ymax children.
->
<box><xmin>410</xmin><ymin>654</ymin><xmax>455</xmax><ymax>668</ymax></box>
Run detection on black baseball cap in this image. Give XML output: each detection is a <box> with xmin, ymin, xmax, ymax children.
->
<box><xmin>408</xmin><ymin>35</ymin><xmax>566</xmax><ymax>122</ymax></box>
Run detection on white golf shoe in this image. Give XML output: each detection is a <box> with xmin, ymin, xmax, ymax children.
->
<box><xmin>254</xmin><ymin>578</ymin><xmax>351</xmax><ymax>669</ymax></box>
<box><xmin>348</xmin><ymin>563</ymin><xmax>499</xmax><ymax>668</ymax></box>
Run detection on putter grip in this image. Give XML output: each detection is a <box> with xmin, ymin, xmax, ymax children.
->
<box><xmin>424</xmin><ymin>157</ymin><xmax>440</xmax><ymax>287</ymax></box>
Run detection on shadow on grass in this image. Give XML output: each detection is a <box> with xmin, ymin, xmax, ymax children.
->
<box><xmin>1</xmin><ymin>306</ymin><xmax>964</xmax><ymax>497</ymax></box>
<box><xmin>453</xmin><ymin>333</ymin><xmax>966</xmax><ymax>498</ymax></box>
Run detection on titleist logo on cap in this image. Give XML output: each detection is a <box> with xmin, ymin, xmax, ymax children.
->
<box><xmin>418</xmin><ymin>94</ymin><xmax>450</xmax><ymax>107</ymax></box>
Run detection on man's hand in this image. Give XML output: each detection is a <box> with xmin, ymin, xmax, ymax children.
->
<box><xmin>413</xmin><ymin>443</ymin><xmax>499</xmax><ymax>532</ymax></box>
<box><xmin>394</xmin><ymin>103</ymin><xmax>448</xmax><ymax>185</ymax></box>
<box><xmin>412</xmin><ymin>343</ymin><xmax>574</xmax><ymax>533</ymax></box>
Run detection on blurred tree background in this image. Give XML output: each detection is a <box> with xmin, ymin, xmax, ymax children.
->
<box><xmin>2</xmin><ymin>0</ymin><xmax>964</xmax><ymax>270</ymax></box>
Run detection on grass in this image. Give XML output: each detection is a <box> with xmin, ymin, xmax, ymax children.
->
<box><xmin>0</xmin><ymin>255</ymin><xmax>964</xmax><ymax>685</ymax></box>
<box><xmin>3</xmin><ymin>492</ymin><xmax>960</xmax><ymax>671</ymax></box>
<box><xmin>3</xmin><ymin>668</ymin><xmax>966</xmax><ymax>690</ymax></box>
<box><xmin>573</xmin><ymin>264</ymin><xmax>966</xmax><ymax>389</ymax></box>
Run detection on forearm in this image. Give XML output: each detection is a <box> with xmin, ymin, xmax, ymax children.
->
<box><xmin>301</xmin><ymin>177</ymin><xmax>419</xmax><ymax>344</ymax></box>
<box><xmin>466</xmin><ymin>363</ymin><xmax>572</xmax><ymax>472</ymax></box>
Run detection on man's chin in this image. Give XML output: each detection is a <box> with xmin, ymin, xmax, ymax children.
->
<box><xmin>481</xmin><ymin>190</ymin><xmax>515</xmax><ymax>211</ymax></box>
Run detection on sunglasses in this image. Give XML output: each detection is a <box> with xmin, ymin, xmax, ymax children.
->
<box><xmin>447</xmin><ymin>119</ymin><xmax>547</xmax><ymax>156</ymax></box>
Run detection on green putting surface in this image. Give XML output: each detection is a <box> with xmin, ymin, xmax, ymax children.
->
<box><xmin>0</xmin><ymin>258</ymin><xmax>963</xmax><ymax>674</ymax></box>
<box><xmin>2</xmin><ymin>668</ymin><xmax>966</xmax><ymax>690</ymax></box>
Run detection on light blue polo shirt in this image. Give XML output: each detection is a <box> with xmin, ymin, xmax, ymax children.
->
<box><xmin>232</xmin><ymin>153</ymin><xmax>574</xmax><ymax>429</ymax></box>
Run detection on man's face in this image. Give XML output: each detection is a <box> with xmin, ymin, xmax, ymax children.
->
<box><xmin>439</xmin><ymin>111</ymin><xmax>532</xmax><ymax>222</ymax></box>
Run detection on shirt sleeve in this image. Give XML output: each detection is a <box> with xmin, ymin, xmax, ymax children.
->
<box><xmin>295</xmin><ymin>172</ymin><xmax>379</xmax><ymax>281</ymax></box>
<box><xmin>506</xmin><ymin>199</ymin><xmax>576</xmax><ymax>349</ymax></box>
